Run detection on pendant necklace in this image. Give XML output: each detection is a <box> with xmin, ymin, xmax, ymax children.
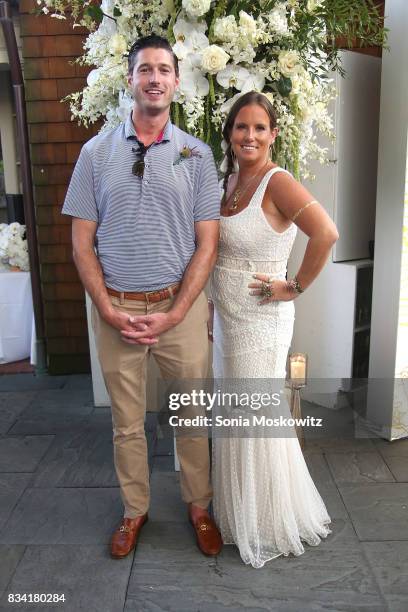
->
<box><xmin>227</xmin><ymin>161</ymin><xmax>270</xmax><ymax>211</ymax></box>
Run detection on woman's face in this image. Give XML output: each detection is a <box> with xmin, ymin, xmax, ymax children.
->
<box><xmin>230</xmin><ymin>103</ymin><xmax>277</xmax><ymax>166</ymax></box>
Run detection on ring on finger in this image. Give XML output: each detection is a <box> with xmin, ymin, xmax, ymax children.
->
<box><xmin>260</xmin><ymin>281</ymin><xmax>274</xmax><ymax>298</ymax></box>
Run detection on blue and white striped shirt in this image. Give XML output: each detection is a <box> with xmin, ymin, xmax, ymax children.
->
<box><xmin>62</xmin><ymin>114</ymin><xmax>220</xmax><ymax>291</ymax></box>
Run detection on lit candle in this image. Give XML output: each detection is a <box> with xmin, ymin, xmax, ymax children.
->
<box><xmin>289</xmin><ymin>353</ymin><xmax>307</xmax><ymax>386</ymax></box>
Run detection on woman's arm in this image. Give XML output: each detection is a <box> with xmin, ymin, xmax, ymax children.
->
<box><xmin>249</xmin><ymin>172</ymin><xmax>339</xmax><ymax>303</ymax></box>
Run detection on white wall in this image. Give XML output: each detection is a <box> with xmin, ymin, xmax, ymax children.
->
<box><xmin>369</xmin><ymin>0</ymin><xmax>408</xmax><ymax>381</ymax></box>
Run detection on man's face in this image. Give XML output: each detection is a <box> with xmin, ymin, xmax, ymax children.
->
<box><xmin>127</xmin><ymin>47</ymin><xmax>179</xmax><ymax>114</ymax></box>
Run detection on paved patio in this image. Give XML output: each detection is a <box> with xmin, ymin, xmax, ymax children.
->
<box><xmin>0</xmin><ymin>373</ymin><xmax>407</xmax><ymax>611</ymax></box>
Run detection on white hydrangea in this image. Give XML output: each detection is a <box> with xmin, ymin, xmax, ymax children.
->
<box><xmin>213</xmin><ymin>16</ymin><xmax>238</xmax><ymax>43</ymax></box>
<box><xmin>108</xmin><ymin>33</ymin><xmax>128</xmax><ymax>56</ymax></box>
<box><xmin>182</xmin><ymin>0</ymin><xmax>211</xmax><ymax>18</ymax></box>
<box><xmin>0</xmin><ymin>223</ymin><xmax>29</xmax><ymax>271</ymax></box>
<box><xmin>267</xmin><ymin>3</ymin><xmax>291</xmax><ymax>37</ymax></box>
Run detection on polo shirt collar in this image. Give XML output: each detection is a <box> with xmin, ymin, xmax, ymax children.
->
<box><xmin>125</xmin><ymin>111</ymin><xmax>173</xmax><ymax>142</ymax></box>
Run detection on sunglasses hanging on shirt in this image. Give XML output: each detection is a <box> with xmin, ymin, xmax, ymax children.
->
<box><xmin>131</xmin><ymin>143</ymin><xmax>149</xmax><ymax>178</ymax></box>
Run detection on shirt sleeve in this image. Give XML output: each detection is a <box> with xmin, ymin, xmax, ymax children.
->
<box><xmin>62</xmin><ymin>145</ymin><xmax>98</xmax><ymax>222</ymax></box>
<box><xmin>193</xmin><ymin>147</ymin><xmax>221</xmax><ymax>222</ymax></box>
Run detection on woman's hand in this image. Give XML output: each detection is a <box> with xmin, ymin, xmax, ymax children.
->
<box><xmin>248</xmin><ymin>274</ymin><xmax>297</xmax><ymax>305</ymax></box>
<box><xmin>207</xmin><ymin>299</ymin><xmax>214</xmax><ymax>342</ymax></box>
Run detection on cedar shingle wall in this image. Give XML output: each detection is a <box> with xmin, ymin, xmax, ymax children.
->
<box><xmin>20</xmin><ymin>0</ymin><xmax>98</xmax><ymax>374</ymax></box>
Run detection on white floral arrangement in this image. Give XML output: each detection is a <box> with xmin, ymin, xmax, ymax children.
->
<box><xmin>37</xmin><ymin>0</ymin><xmax>385</xmax><ymax>178</ymax></box>
<box><xmin>0</xmin><ymin>223</ymin><xmax>30</xmax><ymax>272</ymax></box>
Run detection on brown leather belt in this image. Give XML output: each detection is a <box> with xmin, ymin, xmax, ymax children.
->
<box><xmin>106</xmin><ymin>282</ymin><xmax>180</xmax><ymax>303</ymax></box>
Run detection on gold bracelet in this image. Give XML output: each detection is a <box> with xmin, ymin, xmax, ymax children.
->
<box><xmin>287</xmin><ymin>276</ymin><xmax>304</xmax><ymax>294</ymax></box>
<box><xmin>291</xmin><ymin>200</ymin><xmax>319</xmax><ymax>222</ymax></box>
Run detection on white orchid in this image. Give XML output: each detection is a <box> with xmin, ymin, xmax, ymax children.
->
<box><xmin>220</xmin><ymin>91</ymin><xmax>245</xmax><ymax>115</ymax></box>
<box><xmin>116</xmin><ymin>89</ymin><xmax>133</xmax><ymax>122</ymax></box>
<box><xmin>176</xmin><ymin>57</ymin><xmax>209</xmax><ymax>102</ymax></box>
<box><xmin>173</xmin><ymin>19</ymin><xmax>209</xmax><ymax>61</ymax></box>
<box><xmin>241</xmin><ymin>71</ymin><xmax>265</xmax><ymax>92</ymax></box>
<box><xmin>86</xmin><ymin>69</ymin><xmax>101</xmax><ymax>87</ymax></box>
<box><xmin>216</xmin><ymin>65</ymin><xmax>250</xmax><ymax>90</ymax></box>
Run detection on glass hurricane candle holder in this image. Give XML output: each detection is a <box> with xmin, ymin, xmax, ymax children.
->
<box><xmin>287</xmin><ymin>352</ymin><xmax>308</xmax><ymax>389</ymax></box>
<box><xmin>286</xmin><ymin>352</ymin><xmax>308</xmax><ymax>451</ymax></box>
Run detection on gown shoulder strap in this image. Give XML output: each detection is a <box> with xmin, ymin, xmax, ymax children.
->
<box><xmin>250</xmin><ymin>166</ymin><xmax>292</xmax><ymax>208</ymax></box>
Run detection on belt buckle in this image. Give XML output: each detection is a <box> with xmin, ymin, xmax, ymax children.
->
<box><xmin>144</xmin><ymin>289</ymin><xmax>159</xmax><ymax>304</ymax></box>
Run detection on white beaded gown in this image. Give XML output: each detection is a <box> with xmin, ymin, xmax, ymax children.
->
<box><xmin>211</xmin><ymin>167</ymin><xmax>331</xmax><ymax>568</ymax></box>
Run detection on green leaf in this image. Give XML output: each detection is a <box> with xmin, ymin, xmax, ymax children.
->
<box><xmin>84</xmin><ymin>5</ymin><xmax>104</xmax><ymax>23</ymax></box>
<box><xmin>277</xmin><ymin>76</ymin><xmax>292</xmax><ymax>97</ymax></box>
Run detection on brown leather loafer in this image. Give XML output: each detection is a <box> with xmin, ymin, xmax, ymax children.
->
<box><xmin>189</xmin><ymin>515</ymin><xmax>223</xmax><ymax>556</ymax></box>
<box><xmin>110</xmin><ymin>514</ymin><xmax>148</xmax><ymax>559</ymax></box>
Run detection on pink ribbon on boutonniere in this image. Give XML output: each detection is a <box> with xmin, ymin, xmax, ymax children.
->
<box><xmin>173</xmin><ymin>145</ymin><xmax>202</xmax><ymax>165</ymax></box>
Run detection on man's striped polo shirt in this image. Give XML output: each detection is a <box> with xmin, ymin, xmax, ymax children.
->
<box><xmin>62</xmin><ymin>113</ymin><xmax>220</xmax><ymax>291</ymax></box>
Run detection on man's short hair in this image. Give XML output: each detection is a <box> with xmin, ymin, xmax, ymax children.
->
<box><xmin>128</xmin><ymin>34</ymin><xmax>179</xmax><ymax>77</ymax></box>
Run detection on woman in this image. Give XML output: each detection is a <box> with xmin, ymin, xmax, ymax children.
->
<box><xmin>209</xmin><ymin>91</ymin><xmax>338</xmax><ymax>568</ymax></box>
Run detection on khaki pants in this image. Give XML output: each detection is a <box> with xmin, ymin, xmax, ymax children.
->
<box><xmin>91</xmin><ymin>291</ymin><xmax>212</xmax><ymax>518</ymax></box>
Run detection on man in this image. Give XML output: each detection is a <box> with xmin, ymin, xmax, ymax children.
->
<box><xmin>62</xmin><ymin>35</ymin><xmax>222</xmax><ymax>558</ymax></box>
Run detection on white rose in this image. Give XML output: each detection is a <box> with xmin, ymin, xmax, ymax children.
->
<box><xmin>182</xmin><ymin>0</ymin><xmax>211</xmax><ymax>18</ymax></box>
<box><xmin>108</xmin><ymin>33</ymin><xmax>127</xmax><ymax>56</ymax></box>
<box><xmin>201</xmin><ymin>45</ymin><xmax>229</xmax><ymax>74</ymax></box>
<box><xmin>278</xmin><ymin>50</ymin><xmax>300</xmax><ymax>77</ymax></box>
<box><xmin>213</xmin><ymin>16</ymin><xmax>238</xmax><ymax>42</ymax></box>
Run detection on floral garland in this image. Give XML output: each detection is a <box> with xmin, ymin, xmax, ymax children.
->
<box><xmin>37</xmin><ymin>0</ymin><xmax>386</xmax><ymax>178</ymax></box>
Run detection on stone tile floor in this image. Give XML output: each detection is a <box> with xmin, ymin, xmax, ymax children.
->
<box><xmin>0</xmin><ymin>374</ymin><xmax>407</xmax><ymax>611</ymax></box>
